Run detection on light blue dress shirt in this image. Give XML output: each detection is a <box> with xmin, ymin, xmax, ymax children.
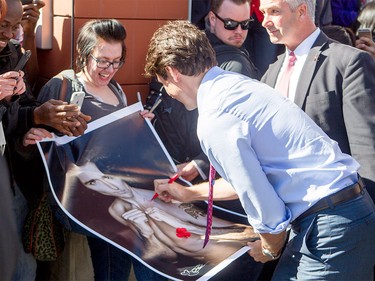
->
<box><xmin>197</xmin><ymin>66</ymin><xmax>359</xmax><ymax>234</ymax></box>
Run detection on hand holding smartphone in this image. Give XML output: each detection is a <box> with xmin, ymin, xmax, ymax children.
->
<box><xmin>358</xmin><ymin>28</ymin><xmax>373</xmax><ymax>41</ymax></box>
<box><xmin>69</xmin><ymin>91</ymin><xmax>85</xmax><ymax>109</ymax></box>
<box><xmin>14</xmin><ymin>50</ymin><xmax>32</xmax><ymax>71</ymax></box>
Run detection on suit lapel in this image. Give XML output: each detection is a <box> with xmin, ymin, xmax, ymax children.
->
<box><xmin>265</xmin><ymin>53</ymin><xmax>285</xmax><ymax>87</ymax></box>
<box><xmin>294</xmin><ymin>32</ymin><xmax>330</xmax><ymax>108</ymax></box>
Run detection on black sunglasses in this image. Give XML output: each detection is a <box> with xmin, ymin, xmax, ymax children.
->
<box><xmin>212</xmin><ymin>11</ymin><xmax>253</xmax><ymax>30</ymax></box>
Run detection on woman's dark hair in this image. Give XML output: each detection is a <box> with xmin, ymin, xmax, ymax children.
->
<box><xmin>144</xmin><ymin>20</ymin><xmax>217</xmax><ymax>80</ymax></box>
<box><xmin>76</xmin><ymin>19</ymin><xmax>127</xmax><ymax>71</ymax></box>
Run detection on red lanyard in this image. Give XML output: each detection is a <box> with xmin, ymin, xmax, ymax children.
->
<box><xmin>203</xmin><ymin>164</ymin><xmax>216</xmax><ymax>248</ymax></box>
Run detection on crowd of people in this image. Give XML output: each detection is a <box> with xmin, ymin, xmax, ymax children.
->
<box><xmin>1</xmin><ymin>0</ymin><xmax>375</xmax><ymax>280</ymax></box>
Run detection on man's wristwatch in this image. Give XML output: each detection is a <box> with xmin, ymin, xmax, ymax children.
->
<box><xmin>261</xmin><ymin>247</ymin><xmax>281</xmax><ymax>260</ymax></box>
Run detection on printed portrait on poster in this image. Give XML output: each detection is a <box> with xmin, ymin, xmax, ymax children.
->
<box><xmin>37</xmin><ymin>103</ymin><xmax>258</xmax><ymax>280</ymax></box>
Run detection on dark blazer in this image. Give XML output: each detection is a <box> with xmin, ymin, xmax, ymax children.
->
<box><xmin>262</xmin><ymin>31</ymin><xmax>375</xmax><ymax>199</ymax></box>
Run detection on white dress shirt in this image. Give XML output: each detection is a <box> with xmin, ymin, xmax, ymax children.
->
<box><xmin>276</xmin><ymin>28</ymin><xmax>321</xmax><ymax>102</ymax></box>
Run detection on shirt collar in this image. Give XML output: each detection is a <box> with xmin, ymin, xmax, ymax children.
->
<box><xmin>286</xmin><ymin>28</ymin><xmax>321</xmax><ymax>58</ymax></box>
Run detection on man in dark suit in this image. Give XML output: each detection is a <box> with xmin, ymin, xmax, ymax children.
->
<box><xmin>260</xmin><ymin>0</ymin><xmax>375</xmax><ymax>201</ymax></box>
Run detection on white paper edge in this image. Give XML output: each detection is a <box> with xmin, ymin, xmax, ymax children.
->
<box><xmin>197</xmin><ymin>246</ymin><xmax>250</xmax><ymax>281</ymax></box>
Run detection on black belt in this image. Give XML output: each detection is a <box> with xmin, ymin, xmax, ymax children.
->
<box><xmin>296</xmin><ymin>179</ymin><xmax>365</xmax><ymax>221</ymax></box>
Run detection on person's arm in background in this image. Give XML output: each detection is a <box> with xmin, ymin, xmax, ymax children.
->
<box><xmin>3</xmin><ymin>96</ymin><xmax>89</xmax><ymax>139</ymax></box>
<box><xmin>177</xmin><ymin>152</ymin><xmax>209</xmax><ymax>182</ymax></box>
<box><xmin>20</xmin><ymin>0</ymin><xmax>45</xmax><ymax>92</ymax></box>
<box><xmin>36</xmin><ymin>73</ymin><xmax>92</xmax><ymax>136</ymax></box>
<box><xmin>22</xmin><ymin>126</ymin><xmax>51</xmax><ymax>147</ymax></box>
<box><xmin>355</xmin><ymin>36</ymin><xmax>375</xmax><ymax>59</ymax></box>
<box><xmin>154</xmin><ymin>177</ymin><xmax>239</xmax><ymax>203</ymax></box>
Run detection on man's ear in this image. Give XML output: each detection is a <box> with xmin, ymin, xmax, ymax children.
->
<box><xmin>208</xmin><ymin>11</ymin><xmax>215</xmax><ymax>28</ymax></box>
<box><xmin>297</xmin><ymin>2</ymin><xmax>308</xmax><ymax>19</ymax></box>
<box><xmin>165</xmin><ymin>66</ymin><xmax>180</xmax><ymax>83</ymax></box>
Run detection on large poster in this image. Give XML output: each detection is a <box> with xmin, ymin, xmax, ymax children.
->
<box><xmin>37</xmin><ymin>102</ymin><xmax>257</xmax><ymax>280</ymax></box>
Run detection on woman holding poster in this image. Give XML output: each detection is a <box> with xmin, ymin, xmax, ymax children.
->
<box><xmin>33</xmin><ymin>19</ymin><xmax>159</xmax><ymax>281</ymax></box>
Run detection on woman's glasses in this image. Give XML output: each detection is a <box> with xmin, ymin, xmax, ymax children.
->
<box><xmin>90</xmin><ymin>55</ymin><xmax>124</xmax><ymax>69</ymax></box>
<box><xmin>213</xmin><ymin>12</ymin><xmax>253</xmax><ymax>30</ymax></box>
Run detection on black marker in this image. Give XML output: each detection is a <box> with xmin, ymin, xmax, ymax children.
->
<box><xmin>149</xmin><ymin>93</ymin><xmax>162</xmax><ymax>114</ymax></box>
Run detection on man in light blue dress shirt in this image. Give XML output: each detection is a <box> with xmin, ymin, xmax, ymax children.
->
<box><xmin>145</xmin><ymin>20</ymin><xmax>375</xmax><ymax>280</ymax></box>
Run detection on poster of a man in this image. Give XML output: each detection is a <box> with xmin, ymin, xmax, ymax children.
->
<box><xmin>37</xmin><ymin>103</ymin><xmax>258</xmax><ymax>280</ymax></box>
<box><xmin>75</xmin><ymin>162</ymin><xmax>257</xmax><ymax>262</ymax></box>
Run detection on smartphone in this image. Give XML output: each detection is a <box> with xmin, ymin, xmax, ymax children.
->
<box><xmin>14</xmin><ymin>50</ymin><xmax>32</xmax><ymax>71</ymax></box>
<box><xmin>358</xmin><ymin>28</ymin><xmax>373</xmax><ymax>41</ymax></box>
<box><xmin>69</xmin><ymin>91</ymin><xmax>85</xmax><ymax>109</ymax></box>
<box><xmin>21</xmin><ymin>0</ymin><xmax>33</xmax><ymax>4</ymax></box>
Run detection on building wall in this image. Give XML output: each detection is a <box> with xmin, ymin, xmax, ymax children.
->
<box><xmin>36</xmin><ymin>0</ymin><xmax>189</xmax><ymax>104</ymax></box>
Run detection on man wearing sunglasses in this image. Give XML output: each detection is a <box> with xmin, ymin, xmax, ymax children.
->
<box><xmin>206</xmin><ymin>0</ymin><xmax>259</xmax><ymax>79</ymax></box>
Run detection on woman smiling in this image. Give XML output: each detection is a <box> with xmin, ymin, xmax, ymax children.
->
<box><xmin>36</xmin><ymin>19</ymin><xmax>163</xmax><ymax>281</ymax></box>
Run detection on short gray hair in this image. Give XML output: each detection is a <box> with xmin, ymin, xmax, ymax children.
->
<box><xmin>286</xmin><ymin>0</ymin><xmax>315</xmax><ymax>20</ymax></box>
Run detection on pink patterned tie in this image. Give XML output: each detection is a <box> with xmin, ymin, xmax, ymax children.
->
<box><xmin>203</xmin><ymin>164</ymin><xmax>216</xmax><ymax>248</ymax></box>
<box><xmin>276</xmin><ymin>51</ymin><xmax>296</xmax><ymax>97</ymax></box>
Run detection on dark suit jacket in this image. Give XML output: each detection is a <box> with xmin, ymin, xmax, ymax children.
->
<box><xmin>262</xmin><ymin>31</ymin><xmax>375</xmax><ymax>199</ymax></box>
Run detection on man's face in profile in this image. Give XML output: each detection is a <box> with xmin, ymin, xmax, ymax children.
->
<box><xmin>78</xmin><ymin>169</ymin><xmax>133</xmax><ymax>198</ymax></box>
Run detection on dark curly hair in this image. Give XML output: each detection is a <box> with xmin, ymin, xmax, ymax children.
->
<box><xmin>144</xmin><ymin>20</ymin><xmax>217</xmax><ymax>80</ymax></box>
